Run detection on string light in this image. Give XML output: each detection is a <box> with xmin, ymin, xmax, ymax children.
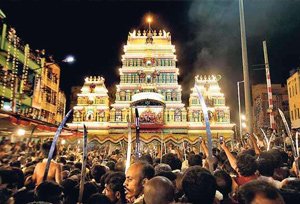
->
<box><xmin>10</xmin><ymin>29</ymin><xmax>18</xmax><ymax>112</ymax></box>
<box><xmin>1</xmin><ymin>28</ymin><xmax>13</xmax><ymax>110</ymax></box>
<box><xmin>19</xmin><ymin>44</ymin><xmax>30</xmax><ymax>114</ymax></box>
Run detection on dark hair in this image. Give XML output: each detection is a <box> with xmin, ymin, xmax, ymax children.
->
<box><xmin>236</xmin><ymin>153</ymin><xmax>257</xmax><ymax>176</ymax></box>
<box><xmin>91</xmin><ymin>164</ymin><xmax>107</xmax><ymax>183</ymax></box>
<box><xmin>155</xmin><ymin>171</ymin><xmax>177</xmax><ymax>182</ymax></box>
<box><xmin>35</xmin><ymin>181</ymin><xmax>63</xmax><ymax>204</ymax></box>
<box><xmin>257</xmin><ymin>158</ymin><xmax>276</xmax><ymax>177</ymax></box>
<box><xmin>106</xmin><ymin>160</ymin><xmax>116</xmax><ymax>171</ymax></box>
<box><xmin>0</xmin><ymin>167</ymin><xmax>24</xmax><ymax>189</ymax></box>
<box><xmin>214</xmin><ymin>170</ymin><xmax>232</xmax><ymax>199</ymax></box>
<box><xmin>10</xmin><ymin>160</ymin><xmax>21</xmax><ymax>168</ymax></box>
<box><xmin>242</xmin><ymin>149</ymin><xmax>256</xmax><ymax>157</ymax></box>
<box><xmin>268</xmin><ymin>149</ymin><xmax>283</xmax><ymax>168</ymax></box>
<box><xmin>188</xmin><ymin>154</ymin><xmax>202</xmax><ymax>167</ymax></box>
<box><xmin>61</xmin><ymin>178</ymin><xmax>78</xmax><ymax>198</ymax></box>
<box><xmin>154</xmin><ymin>163</ymin><xmax>172</xmax><ymax>175</ymax></box>
<box><xmin>57</xmin><ymin>156</ymin><xmax>67</xmax><ymax>165</ymax></box>
<box><xmin>237</xmin><ymin>180</ymin><xmax>283</xmax><ymax>204</ymax></box>
<box><xmin>87</xmin><ymin>193</ymin><xmax>112</xmax><ymax>204</ymax></box>
<box><xmin>138</xmin><ymin>161</ymin><xmax>155</xmax><ymax>180</ymax></box>
<box><xmin>105</xmin><ymin>172</ymin><xmax>126</xmax><ymax>203</ymax></box>
<box><xmin>139</xmin><ymin>154</ymin><xmax>153</xmax><ymax>165</ymax></box>
<box><xmin>182</xmin><ymin>166</ymin><xmax>216</xmax><ymax>204</ymax></box>
<box><xmin>74</xmin><ymin>162</ymin><xmax>82</xmax><ymax>170</ymax></box>
<box><xmin>162</xmin><ymin>153</ymin><xmax>178</xmax><ymax>170</ymax></box>
<box><xmin>41</xmin><ymin>140</ymin><xmax>57</xmax><ymax>158</ymax></box>
<box><xmin>13</xmin><ymin>188</ymin><xmax>34</xmax><ymax>204</ymax></box>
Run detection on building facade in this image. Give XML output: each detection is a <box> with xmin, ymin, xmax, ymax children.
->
<box><xmin>0</xmin><ymin>10</ymin><xmax>66</xmax><ymax>125</ymax></box>
<box><xmin>287</xmin><ymin>69</ymin><xmax>300</xmax><ymax>129</ymax></box>
<box><xmin>252</xmin><ymin>84</ymin><xmax>289</xmax><ymax>134</ymax></box>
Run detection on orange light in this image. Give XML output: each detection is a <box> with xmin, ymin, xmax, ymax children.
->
<box><xmin>147</xmin><ymin>16</ymin><xmax>152</xmax><ymax>23</ymax></box>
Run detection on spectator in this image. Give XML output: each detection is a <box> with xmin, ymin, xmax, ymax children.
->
<box><xmin>181</xmin><ymin>166</ymin><xmax>217</xmax><ymax>204</ymax></box>
<box><xmin>123</xmin><ymin>161</ymin><xmax>155</xmax><ymax>204</ymax></box>
<box><xmin>188</xmin><ymin>154</ymin><xmax>203</xmax><ymax>167</ymax></box>
<box><xmin>144</xmin><ymin>176</ymin><xmax>175</xmax><ymax>204</ymax></box>
<box><xmin>103</xmin><ymin>172</ymin><xmax>126</xmax><ymax>204</ymax></box>
<box><xmin>32</xmin><ymin>141</ymin><xmax>62</xmax><ymax>186</ymax></box>
<box><xmin>35</xmin><ymin>181</ymin><xmax>64</xmax><ymax>204</ymax></box>
<box><xmin>237</xmin><ymin>180</ymin><xmax>285</xmax><ymax>204</ymax></box>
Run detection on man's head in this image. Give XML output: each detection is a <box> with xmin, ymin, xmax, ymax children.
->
<box><xmin>214</xmin><ymin>170</ymin><xmax>232</xmax><ymax>199</ymax></box>
<box><xmin>123</xmin><ymin>162</ymin><xmax>154</xmax><ymax>202</ymax></box>
<box><xmin>182</xmin><ymin>166</ymin><xmax>216</xmax><ymax>204</ymax></box>
<box><xmin>162</xmin><ymin>153</ymin><xmax>179</xmax><ymax>170</ymax></box>
<box><xmin>35</xmin><ymin>181</ymin><xmax>64</xmax><ymax>204</ymax></box>
<box><xmin>237</xmin><ymin>180</ymin><xmax>285</xmax><ymax>204</ymax></box>
<box><xmin>103</xmin><ymin>172</ymin><xmax>126</xmax><ymax>204</ymax></box>
<box><xmin>91</xmin><ymin>164</ymin><xmax>107</xmax><ymax>183</ymax></box>
<box><xmin>154</xmin><ymin>163</ymin><xmax>172</xmax><ymax>175</ymax></box>
<box><xmin>144</xmin><ymin>176</ymin><xmax>175</xmax><ymax>204</ymax></box>
<box><xmin>188</xmin><ymin>154</ymin><xmax>202</xmax><ymax>167</ymax></box>
<box><xmin>236</xmin><ymin>153</ymin><xmax>257</xmax><ymax>176</ymax></box>
<box><xmin>41</xmin><ymin>140</ymin><xmax>57</xmax><ymax>159</ymax></box>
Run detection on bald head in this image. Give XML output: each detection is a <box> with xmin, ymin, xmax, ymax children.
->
<box><xmin>144</xmin><ymin>176</ymin><xmax>175</xmax><ymax>204</ymax></box>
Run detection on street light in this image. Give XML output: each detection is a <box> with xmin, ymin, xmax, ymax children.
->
<box><xmin>237</xmin><ymin>80</ymin><xmax>244</xmax><ymax>141</ymax></box>
<box><xmin>62</xmin><ymin>55</ymin><xmax>75</xmax><ymax>64</ymax></box>
<box><xmin>33</xmin><ymin>55</ymin><xmax>75</xmax><ymax>71</ymax></box>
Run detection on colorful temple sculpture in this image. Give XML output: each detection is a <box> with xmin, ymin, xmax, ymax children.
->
<box><xmin>68</xmin><ymin>76</ymin><xmax>110</xmax><ymax>135</ymax></box>
<box><xmin>68</xmin><ymin>26</ymin><xmax>235</xmax><ymax>144</ymax></box>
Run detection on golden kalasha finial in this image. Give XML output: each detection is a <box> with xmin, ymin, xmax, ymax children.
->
<box><xmin>159</xmin><ymin>30</ymin><xmax>162</xmax><ymax>36</ymax></box>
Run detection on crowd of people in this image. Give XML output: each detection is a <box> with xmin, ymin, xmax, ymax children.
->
<box><xmin>0</xmin><ymin>132</ymin><xmax>300</xmax><ymax>204</ymax></box>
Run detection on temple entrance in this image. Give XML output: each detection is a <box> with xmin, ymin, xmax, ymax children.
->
<box><xmin>131</xmin><ymin>92</ymin><xmax>165</xmax><ymax>128</ymax></box>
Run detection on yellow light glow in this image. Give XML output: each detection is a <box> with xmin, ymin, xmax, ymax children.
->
<box><xmin>147</xmin><ymin>16</ymin><xmax>152</xmax><ymax>23</ymax></box>
<box><xmin>17</xmin><ymin>129</ymin><xmax>25</xmax><ymax>136</ymax></box>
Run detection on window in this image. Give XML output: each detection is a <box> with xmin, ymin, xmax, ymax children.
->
<box><xmin>291</xmin><ymin>110</ymin><xmax>294</xmax><ymax>120</ymax></box>
<box><xmin>116</xmin><ymin>110</ymin><xmax>122</xmax><ymax>122</ymax></box>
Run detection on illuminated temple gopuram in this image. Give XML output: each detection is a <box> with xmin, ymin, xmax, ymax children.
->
<box><xmin>67</xmin><ymin>25</ymin><xmax>235</xmax><ymax>145</ymax></box>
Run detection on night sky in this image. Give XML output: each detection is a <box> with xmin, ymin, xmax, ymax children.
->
<box><xmin>2</xmin><ymin>0</ymin><xmax>300</xmax><ymax>123</ymax></box>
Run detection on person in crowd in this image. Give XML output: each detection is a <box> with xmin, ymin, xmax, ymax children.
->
<box><xmin>214</xmin><ymin>170</ymin><xmax>237</xmax><ymax>204</ymax></box>
<box><xmin>181</xmin><ymin>166</ymin><xmax>217</xmax><ymax>204</ymax></box>
<box><xmin>124</xmin><ymin>161</ymin><xmax>155</xmax><ymax>204</ymax></box>
<box><xmin>188</xmin><ymin>154</ymin><xmax>203</xmax><ymax>167</ymax></box>
<box><xmin>90</xmin><ymin>163</ymin><xmax>107</xmax><ymax>184</ymax></box>
<box><xmin>257</xmin><ymin>151</ymin><xmax>282</xmax><ymax>188</ymax></box>
<box><xmin>237</xmin><ymin>180</ymin><xmax>285</xmax><ymax>204</ymax></box>
<box><xmin>154</xmin><ymin>163</ymin><xmax>172</xmax><ymax>175</ymax></box>
<box><xmin>162</xmin><ymin>153</ymin><xmax>182</xmax><ymax>171</ymax></box>
<box><xmin>87</xmin><ymin>193</ymin><xmax>112</xmax><ymax>204</ymax></box>
<box><xmin>144</xmin><ymin>176</ymin><xmax>175</xmax><ymax>204</ymax></box>
<box><xmin>32</xmin><ymin>140</ymin><xmax>62</xmax><ymax>186</ymax></box>
<box><xmin>34</xmin><ymin>181</ymin><xmax>64</xmax><ymax>204</ymax></box>
<box><xmin>103</xmin><ymin>172</ymin><xmax>126</xmax><ymax>204</ymax></box>
<box><xmin>220</xmin><ymin>142</ymin><xmax>258</xmax><ymax>186</ymax></box>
